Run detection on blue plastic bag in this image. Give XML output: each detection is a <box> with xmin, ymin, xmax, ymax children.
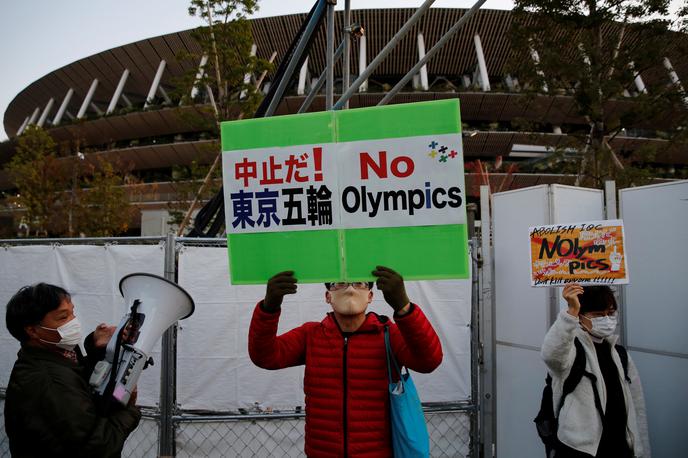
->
<box><xmin>385</xmin><ymin>327</ymin><xmax>430</xmax><ymax>458</ymax></box>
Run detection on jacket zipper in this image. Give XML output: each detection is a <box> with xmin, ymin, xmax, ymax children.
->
<box><xmin>343</xmin><ymin>336</ymin><xmax>348</xmax><ymax>457</ymax></box>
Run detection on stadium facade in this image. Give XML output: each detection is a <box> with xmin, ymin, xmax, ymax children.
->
<box><xmin>2</xmin><ymin>8</ymin><xmax>686</xmax><ymax>235</ymax></box>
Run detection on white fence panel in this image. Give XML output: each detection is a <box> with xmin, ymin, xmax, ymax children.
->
<box><xmin>176</xmin><ymin>244</ymin><xmax>472</xmax><ymax>411</ymax></box>
<box><xmin>0</xmin><ymin>243</ymin><xmax>166</xmax><ymax>406</ymax></box>
<box><xmin>620</xmin><ymin>180</ymin><xmax>688</xmax><ymax>457</ymax></box>
<box><xmin>493</xmin><ymin>184</ymin><xmax>604</xmax><ymax>457</ymax></box>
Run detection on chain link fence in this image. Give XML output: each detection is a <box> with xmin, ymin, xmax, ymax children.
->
<box><xmin>171</xmin><ymin>404</ymin><xmax>474</xmax><ymax>457</ymax></box>
<box><xmin>0</xmin><ymin>237</ymin><xmax>482</xmax><ymax>456</ymax></box>
<box><xmin>0</xmin><ymin>397</ymin><xmax>474</xmax><ymax>457</ymax></box>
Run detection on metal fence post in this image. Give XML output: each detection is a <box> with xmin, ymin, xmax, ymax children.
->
<box><xmin>469</xmin><ymin>239</ymin><xmax>481</xmax><ymax>457</ymax></box>
<box><xmin>479</xmin><ymin>185</ymin><xmax>496</xmax><ymax>457</ymax></box>
<box><xmin>159</xmin><ymin>232</ymin><xmax>178</xmax><ymax>457</ymax></box>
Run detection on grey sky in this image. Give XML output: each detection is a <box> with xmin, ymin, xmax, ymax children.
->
<box><xmin>0</xmin><ymin>0</ymin><xmax>521</xmax><ymax>141</ymax></box>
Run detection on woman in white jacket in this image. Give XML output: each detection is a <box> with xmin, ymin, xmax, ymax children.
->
<box><xmin>541</xmin><ymin>283</ymin><xmax>650</xmax><ymax>457</ymax></box>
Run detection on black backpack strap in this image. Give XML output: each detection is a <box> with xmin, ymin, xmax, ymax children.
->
<box><xmin>615</xmin><ymin>344</ymin><xmax>631</xmax><ymax>383</ymax></box>
<box><xmin>557</xmin><ymin>338</ymin><xmax>586</xmax><ymax>413</ymax></box>
<box><xmin>560</xmin><ymin>339</ymin><xmax>605</xmax><ymax>422</ymax></box>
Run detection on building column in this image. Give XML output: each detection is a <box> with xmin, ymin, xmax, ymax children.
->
<box><xmin>417</xmin><ymin>32</ymin><xmax>429</xmax><ymax>91</ymax></box>
<box><xmin>629</xmin><ymin>62</ymin><xmax>647</xmax><ymax>94</ymax></box>
<box><xmin>144</xmin><ymin>59</ymin><xmax>170</xmax><ymax>109</ymax></box>
<box><xmin>28</xmin><ymin>107</ymin><xmax>41</xmax><ymax>125</ymax></box>
<box><xmin>359</xmin><ymin>34</ymin><xmax>368</xmax><ymax>92</ymax></box>
<box><xmin>77</xmin><ymin>79</ymin><xmax>99</xmax><ymax>119</ymax></box>
<box><xmin>16</xmin><ymin>116</ymin><xmax>30</xmax><ymax>136</ymax></box>
<box><xmin>529</xmin><ymin>46</ymin><xmax>548</xmax><ymax>92</ymax></box>
<box><xmin>53</xmin><ymin>88</ymin><xmax>74</xmax><ymax>125</ymax></box>
<box><xmin>37</xmin><ymin>98</ymin><xmax>55</xmax><ymax>127</ymax></box>
<box><xmin>189</xmin><ymin>54</ymin><xmax>209</xmax><ymax>101</ymax></box>
<box><xmin>298</xmin><ymin>56</ymin><xmax>310</xmax><ymax>95</ymax></box>
<box><xmin>474</xmin><ymin>33</ymin><xmax>490</xmax><ymax>91</ymax></box>
<box><xmin>106</xmin><ymin>69</ymin><xmax>130</xmax><ymax>114</ymax></box>
<box><xmin>664</xmin><ymin>57</ymin><xmax>688</xmax><ymax>107</ymax></box>
<box><xmin>240</xmin><ymin>43</ymin><xmax>258</xmax><ymax>100</ymax></box>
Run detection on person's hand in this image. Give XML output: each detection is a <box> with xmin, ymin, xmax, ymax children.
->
<box><xmin>93</xmin><ymin>323</ymin><xmax>116</xmax><ymax>348</ymax></box>
<box><xmin>263</xmin><ymin>271</ymin><xmax>297</xmax><ymax>312</ymax></box>
<box><xmin>128</xmin><ymin>386</ymin><xmax>138</xmax><ymax>407</ymax></box>
<box><xmin>562</xmin><ymin>283</ymin><xmax>584</xmax><ymax>317</ymax></box>
<box><xmin>372</xmin><ymin>266</ymin><xmax>410</xmax><ymax>312</ymax></box>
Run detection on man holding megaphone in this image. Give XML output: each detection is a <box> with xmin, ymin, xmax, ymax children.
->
<box><xmin>4</xmin><ymin>283</ymin><xmax>141</xmax><ymax>457</ymax></box>
<box><xmin>248</xmin><ymin>266</ymin><xmax>443</xmax><ymax>458</ymax></box>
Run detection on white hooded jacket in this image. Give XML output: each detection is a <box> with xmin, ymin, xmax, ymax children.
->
<box><xmin>541</xmin><ymin>309</ymin><xmax>651</xmax><ymax>457</ymax></box>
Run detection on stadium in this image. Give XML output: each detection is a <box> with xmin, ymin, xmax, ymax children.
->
<box><xmin>2</xmin><ymin>7</ymin><xmax>686</xmax><ymax>235</ymax></box>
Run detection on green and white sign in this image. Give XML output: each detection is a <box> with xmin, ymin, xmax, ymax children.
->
<box><xmin>221</xmin><ymin>99</ymin><xmax>469</xmax><ymax>284</ymax></box>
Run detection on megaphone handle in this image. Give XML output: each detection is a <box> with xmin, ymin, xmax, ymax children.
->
<box><xmin>104</xmin><ymin>314</ymin><xmax>131</xmax><ymax>365</ymax></box>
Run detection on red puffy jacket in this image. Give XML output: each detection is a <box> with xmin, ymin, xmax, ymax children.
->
<box><xmin>248</xmin><ymin>302</ymin><xmax>443</xmax><ymax>457</ymax></box>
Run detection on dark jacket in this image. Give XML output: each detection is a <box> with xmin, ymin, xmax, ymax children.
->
<box><xmin>4</xmin><ymin>335</ymin><xmax>141</xmax><ymax>457</ymax></box>
<box><xmin>249</xmin><ymin>302</ymin><xmax>443</xmax><ymax>458</ymax></box>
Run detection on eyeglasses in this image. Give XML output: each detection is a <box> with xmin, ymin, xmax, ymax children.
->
<box><xmin>327</xmin><ymin>282</ymin><xmax>371</xmax><ymax>291</ymax></box>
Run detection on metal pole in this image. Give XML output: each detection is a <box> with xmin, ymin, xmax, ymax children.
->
<box><xmin>479</xmin><ymin>185</ymin><xmax>496</xmax><ymax>458</ymax></box>
<box><xmin>298</xmin><ymin>41</ymin><xmax>345</xmax><ymax>114</ymax></box>
<box><xmin>470</xmin><ymin>238</ymin><xmax>481</xmax><ymax>458</ymax></box>
<box><xmin>342</xmin><ymin>0</ymin><xmax>351</xmax><ymax>109</ymax></box>
<box><xmin>377</xmin><ymin>0</ymin><xmax>486</xmax><ymax>106</ymax></box>
<box><xmin>325</xmin><ymin>1</ymin><xmax>336</xmax><ymax>110</ymax></box>
<box><xmin>547</xmin><ymin>184</ymin><xmax>558</xmax><ymax>326</ymax></box>
<box><xmin>333</xmin><ymin>0</ymin><xmax>438</xmax><ymax>110</ymax></box>
<box><xmin>159</xmin><ymin>232</ymin><xmax>178</xmax><ymax>457</ymax></box>
<box><xmin>264</xmin><ymin>0</ymin><xmax>328</xmax><ymax>117</ymax></box>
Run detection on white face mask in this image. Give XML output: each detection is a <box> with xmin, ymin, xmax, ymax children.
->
<box><xmin>328</xmin><ymin>287</ymin><xmax>370</xmax><ymax>316</ymax></box>
<box><xmin>40</xmin><ymin>317</ymin><xmax>83</xmax><ymax>351</ymax></box>
<box><xmin>587</xmin><ymin>315</ymin><xmax>618</xmax><ymax>339</ymax></box>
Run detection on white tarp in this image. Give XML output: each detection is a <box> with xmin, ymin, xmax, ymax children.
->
<box><xmin>0</xmin><ymin>243</ymin><xmax>165</xmax><ymax>406</ymax></box>
<box><xmin>0</xmin><ymin>242</ymin><xmax>471</xmax><ymax>412</ymax></box>
<box><xmin>177</xmin><ymin>245</ymin><xmax>471</xmax><ymax>411</ymax></box>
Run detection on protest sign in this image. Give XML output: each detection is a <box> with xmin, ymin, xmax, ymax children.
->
<box><xmin>529</xmin><ymin>219</ymin><xmax>629</xmax><ymax>287</ymax></box>
<box><xmin>222</xmin><ymin>99</ymin><xmax>469</xmax><ymax>284</ymax></box>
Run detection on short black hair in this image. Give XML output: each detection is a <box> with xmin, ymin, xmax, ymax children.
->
<box><xmin>5</xmin><ymin>283</ymin><xmax>71</xmax><ymax>343</ymax></box>
<box><xmin>324</xmin><ymin>282</ymin><xmax>375</xmax><ymax>290</ymax></box>
<box><xmin>579</xmin><ymin>285</ymin><xmax>617</xmax><ymax>315</ymax></box>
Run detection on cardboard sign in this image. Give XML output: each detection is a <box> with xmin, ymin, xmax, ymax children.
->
<box><xmin>529</xmin><ymin>219</ymin><xmax>629</xmax><ymax>287</ymax></box>
<box><xmin>221</xmin><ymin>100</ymin><xmax>469</xmax><ymax>284</ymax></box>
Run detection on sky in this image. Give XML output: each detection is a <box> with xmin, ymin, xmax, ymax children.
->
<box><xmin>0</xmin><ymin>0</ymin><xmax>520</xmax><ymax>141</ymax></box>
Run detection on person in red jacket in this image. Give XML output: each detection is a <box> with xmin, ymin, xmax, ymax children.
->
<box><xmin>248</xmin><ymin>265</ymin><xmax>443</xmax><ymax>458</ymax></box>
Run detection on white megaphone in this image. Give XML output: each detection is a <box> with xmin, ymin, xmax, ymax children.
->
<box><xmin>89</xmin><ymin>273</ymin><xmax>194</xmax><ymax>405</ymax></box>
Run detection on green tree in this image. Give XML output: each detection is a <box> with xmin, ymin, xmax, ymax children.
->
<box><xmin>5</xmin><ymin>126</ymin><xmax>69</xmax><ymax>236</ymax></box>
<box><xmin>177</xmin><ymin>0</ymin><xmax>271</xmax><ymax>121</ymax></box>
<box><xmin>171</xmin><ymin>0</ymin><xmax>272</xmax><ymax>234</ymax></box>
<box><xmin>509</xmin><ymin>0</ymin><xmax>688</xmax><ymax>187</ymax></box>
<box><xmin>74</xmin><ymin>157</ymin><xmax>137</xmax><ymax>237</ymax></box>
<box><xmin>166</xmin><ymin>155</ymin><xmax>222</xmax><ymax>226</ymax></box>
